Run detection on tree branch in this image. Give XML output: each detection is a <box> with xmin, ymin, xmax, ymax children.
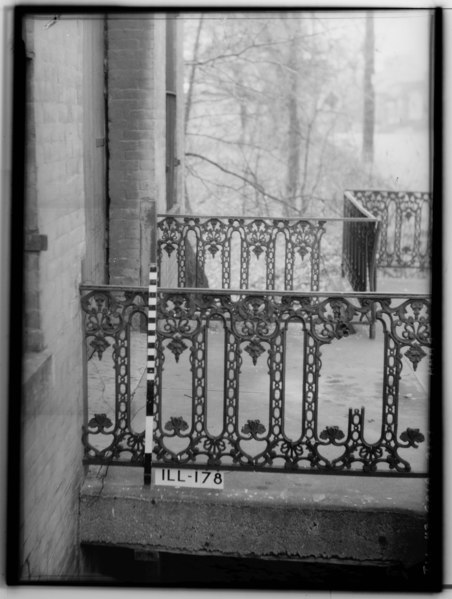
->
<box><xmin>186</xmin><ymin>29</ymin><xmax>324</xmax><ymax>69</ymax></box>
<box><xmin>185</xmin><ymin>16</ymin><xmax>204</xmax><ymax>135</ymax></box>
<box><xmin>185</xmin><ymin>152</ymin><xmax>303</xmax><ymax>215</ymax></box>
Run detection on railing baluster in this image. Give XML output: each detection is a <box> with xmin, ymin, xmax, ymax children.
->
<box><xmin>301</xmin><ymin>330</ymin><xmax>319</xmax><ymax>441</ymax></box>
<box><xmin>225</xmin><ymin>326</ymin><xmax>239</xmax><ymax>443</ymax></box>
<box><xmin>223</xmin><ymin>228</ymin><xmax>231</xmax><ymax>289</ymax></box>
<box><xmin>192</xmin><ymin>325</ymin><xmax>207</xmax><ymax>439</ymax></box>
<box><xmin>269</xmin><ymin>328</ymin><xmax>284</xmax><ymax>447</ymax></box>
<box><xmin>266</xmin><ymin>233</ymin><xmax>276</xmax><ymax>290</ymax></box>
<box><xmin>285</xmin><ymin>235</ymin><xmax>294</xmax><ymax>291</ymax></box>
<box><xmin>240</xmin><ymin>236</ymin><xmax>250</xmax><ymax>290</ymax></box>
<box><xmin>178</xmin><ymin>221</ymin><xmax>186</xmax><ymax>287</ymax></box>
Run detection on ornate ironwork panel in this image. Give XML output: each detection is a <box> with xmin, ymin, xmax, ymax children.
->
<box><xmin>152</xmin><ymin>290</ymin><xmax>430</xmax><ymax>476</ymax></box>
<box><xmin>80</xmin><ymin>286</ymin><xmax>149</xmax><ymax>465</ymax></box>
<box><xmin>348</xmin><ymin>190</ymin><xmax>432</xmax><ymax>269</ymax></box>
<box><xmin>158</xmin><ymin>215</ymin><xmax>329</xmax><ymax>292</ymax></box>
<box><xmin>80</xmin><ymin>285</ymin><xmax>431</xmax><ymax>475</ymax></box>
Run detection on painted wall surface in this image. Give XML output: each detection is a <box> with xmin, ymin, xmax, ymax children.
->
<box><xmin>21</xmin><ymin>16</ymin><xmax>106</xmax><ymax>580</ymax></box>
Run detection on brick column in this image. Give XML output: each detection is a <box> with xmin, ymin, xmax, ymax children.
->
<box><xmin>107</xmin><ymin>16</ymin><xmax>166</xmax><ymax>286</ymax></box>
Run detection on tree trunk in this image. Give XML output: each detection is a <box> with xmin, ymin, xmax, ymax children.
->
<box><xmin>363</xmin><ymin>13</ymin><xmax>375</xmax><ymax>165</ymax></box>
<box><xmin>184</xmin><ymin>16</ymin><xmax>204</xmax><ymax>135</ymax></box>
<box><xmin>285</xmin><ymin>35</ymin><xmax>302</xmax><ymax>215</ymax></box>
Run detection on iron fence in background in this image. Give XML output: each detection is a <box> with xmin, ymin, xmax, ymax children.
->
<box><xmin>348</xmin><ymin>189</ymin><xmax>432</xmax><ymax>270</ymax></box>
<box><xmin>158</xmin><ymin>213</ymin><xmax>379</xmax><ymax>293</ymax></box>
<box><xmin>342</xmin><ymin>191</ymin><xmax>380</xmax><ymax>292</ymax></box>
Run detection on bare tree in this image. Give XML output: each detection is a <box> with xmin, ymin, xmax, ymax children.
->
<box><xmin>362</xmin><ymin>13</ymin><xmax>375</xmax><ymax>166</ymax></box>
<box><xmin>184</xmin><ymin>15</ymin><xmax>204</xmax><ymax>135</ymax></box>
<box><xmin>183</xmin><ymin>12</ymin><xmax>374</xmax><ymax>217</ymax></box>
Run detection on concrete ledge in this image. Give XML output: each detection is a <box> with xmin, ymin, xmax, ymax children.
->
<box><xmin>80</xmin><ymin>467</ymin><xmax>427</xmax><ymax>568</ymax></box>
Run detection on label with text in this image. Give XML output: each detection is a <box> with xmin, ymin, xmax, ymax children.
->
<box><xmin>154</xmin><ymin>468</ymin><xmax>224</xmax><ymax>489</ymax></box>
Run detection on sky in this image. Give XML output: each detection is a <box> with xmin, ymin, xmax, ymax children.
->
<box><xmin>374</xmin><ymin>10</ymin><xmax>431</xmax><ymax>78</ymax></box>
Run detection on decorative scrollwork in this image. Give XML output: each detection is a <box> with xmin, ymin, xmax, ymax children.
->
<box><xmin>82</xmin><ymin>291</ymin><xmax>124</xmax><ymax>359</ymax></box>
<box><xmin>404</xmin><ymin>345</ymin><xmax>427</xmax><ymax>371</ymax></box>
<box><xmin>335</xmin><ymin>321</ymin><xmax>355</xmax><ymax>339</ymax></box>
<box><xmin>89</xmin><ymin>335</ymin><xmax>111</xmax><ymax>360</ymax></box>
<box><xmin>400</xmin><ymin>427</ymin><xmax>425</xmax><ymax>448</ymax></box>
<box><xmin>201</xmin><ymin>218</ymin><xmax>228</xmax><ymax>257</ymax></box>
<box><xmin>280</xmin><ymin>440</ymin><xmax>304</xmax><ymax>461</ymax></box>
<box><xmin>203</xmin><ymin>437</ymin><xmax>226</xmax><ymax>454</ymax></box>
<box><xmin>358</xmin><ymin>445</ymin><xmax>383</xmax><ymax>463</ymax></box>
<box><xmin>165</xmin><ymin>416</ymin><xmax>189</xmax><ymax>435</ymax></box>
<box><xmin>88</xmin><ymin>413</ymin><xmax>113</xmax><ymax>431</ymax></box>
<box><xmin>244</xmin><ymin>337</ymin><xmax>266</xmax><ymax>365</ymax></box>
<box><xmin>320</xmin><ymin>425</ymin><xmax>345</xmax><ymax>443</ymax></box>
<box><xmin>167</xmin><ymin>335</ymin><xmax>189</xmax><ymax>363</ymax></box>
<box><xmin>241</xmin><ymin>419</ymin><xmax>266</xmax><ymax>438</ymax></box>
<box><xmin>158</xmin><ymin>216</ymin><xmax>183</xmax><ymax>257</ymax></box>
<box><xmin>126</xmin><ymin>432</ymin><xmax>145</xmax><ymax>461</ymax></box>
<box><xmin>246</xmin><ymin>219</ymin><xmax>271</xmax><ymax>260</ymax></box>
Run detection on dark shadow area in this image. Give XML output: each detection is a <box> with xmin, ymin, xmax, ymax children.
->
<box><xmin>80</xmin><ymin>544</ymin><xmax>432</xmax><ymax>591</ymax></box>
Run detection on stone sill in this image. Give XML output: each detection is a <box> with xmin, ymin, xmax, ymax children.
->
<box><xmin>80</xmin><ymin>466</ymin><xmax>428</xmax><ymax>568</ymax></box>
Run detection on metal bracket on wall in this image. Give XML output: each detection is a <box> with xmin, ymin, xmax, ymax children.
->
<box><xmin>24</xmin><ymin>233</ymin><xmax>48</xmax><ymax>252</ymax></box>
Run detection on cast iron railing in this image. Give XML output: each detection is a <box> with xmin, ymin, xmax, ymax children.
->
<box><xmin>347</xmin><ymin>189</ymin><xmax>432</xmax><ymax>270</ymax></box>
<box><xmin>342</xmin><ymin>192</ymin><xmax>380</xmax><ymax>292</ymax></box>
<box><xmin>158</xmin><ymin>214</ymin><xmax>379</xmax><ymax>293</ymax></box>
<box><xmin>81</xmin><ymin>285</ymin><xmax>430</xmax><ymax>477</ymax></box>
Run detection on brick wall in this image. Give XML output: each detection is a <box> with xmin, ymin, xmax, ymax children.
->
<box><xmin>107</xmin><ymin>14</ymin><xmax>184</xmax><ymax>288</ymax></box>
<box><xmin>21</xmin><ymin>16</ymin><xmax>106</xmax><ymax>580</ymax></box>
<box><xmin>81</xmin><ymin>18</ymin><xmax>108</xmax><ymax>285</ymax></box>
<box><xmin>20</xmin><ymin>12</ymin><xmax>185</xmax><ymax>579</ymax></box>
<box><xmin>159</xmin><ymin>15</ymin><xmax>185</xmax><ymax>289</ymax></box>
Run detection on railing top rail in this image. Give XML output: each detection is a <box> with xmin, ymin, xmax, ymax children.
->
<box><xmin>343</xmin><ymin>190</ymin><xmax>378</xmax><ymax>220</ymax></box>
<box><xmin>346</xmin><ymin>188</ymin><xmax>432</xmax><ymax>196</ymax></box>
<box><xmin>80</xmin><ymin>284</ymin><xmax>149</xmax><ymax>293</ymax></box>
<box><xmin>79</xmin><ymin>284</ymin><xmax>430</xmax><ymax>300</ymax></box>
<box><xmin>157</xmin><ymin>213</ymin><xmax>379</xmax><ymax>223</ymax></box>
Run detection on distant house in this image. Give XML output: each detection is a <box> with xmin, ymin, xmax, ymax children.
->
<box><xmin>374</xmin><ymin>56</ymin><xmax>429</xmax><ymax>130</ymax></box>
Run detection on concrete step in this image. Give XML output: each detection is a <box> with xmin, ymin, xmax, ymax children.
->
<box><xmin>80</xmin><ymin>465</ymin><xmax>427</xmax><ymax>570</ymax></box>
